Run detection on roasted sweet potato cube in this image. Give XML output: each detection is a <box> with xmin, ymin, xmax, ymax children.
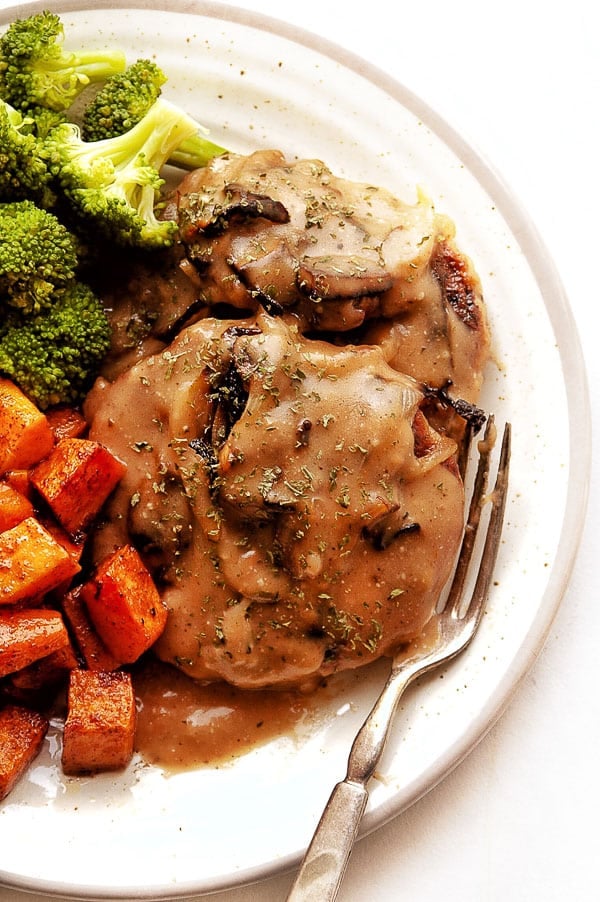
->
<box><xmin>41</xmin><ymin>518</ymin><xmax>85</xmax><ymax>566</ymax></box>
<box><xmin>30</xmin><ymin>438</ymin><xmax>126</xmax><ymax>538</ymax></box>
<box><xmin>0</xmin><ymin>704</ymin><xmax>49</xmax><ymax>800</ymax></box>
<box><xmin>36</xmin><ymin>520</ymin><xmax>85</xmax><ymax>602</ymax></box>
<box><xmin>4</xmin><ymin>643</ymin><xmax>78</xmax><ymax>705</ymax></box>
<box><xmin>62</xmin><ymin>669</ymin><xmax>136</xmax><ymax>775</ymax></box>
<box><xmin>62</xmin><ymin>587</ymin><xmax>120</xmax><ymax>672</ymax></box>
<box><xmin>45</xmin><ymin>406</ymin><xmax>87</xmax><ymax>442</ymax></box>
<box><xmin>4</xmin><ymin>469</ymin><xmax>33</xmax><ymax>499</ymax></box>
<box><xmin>0</xmin><ymin>517</ymin><xmax>80</xmax><ymax>606</ymax></box>
<box><xmin>9</xmin><ymin>642</ymin><xmax>78</xmax><ymax>686</ymax></box>
<box><xmin>0</xmin><ymin>609</ymin><xmax>72</xmax><ymax>678</ymax></box>
<box><xmin>82</xmin><ymin>545</ymin><xmax>167</xmax><ymax>664</ymax></box>
<box><xmin>0</xmin><ymin>482</ymin><xmax>35</xmax><ymax>533</ymax></box>
<box><xmin>0</xmin><ymin>379</ymin><xmax>54</xmax><ymax>475</ymax></box>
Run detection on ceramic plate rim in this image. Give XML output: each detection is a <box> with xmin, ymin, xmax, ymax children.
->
<box><xmin>0</xmin><ymin>1</ymin><xmax>591</xmax><ymax>898</ymax></box>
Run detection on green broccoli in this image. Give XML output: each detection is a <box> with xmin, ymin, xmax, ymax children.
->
<box><xmin>81</xmin><ymin>58</ymin><xmax>226</xmax><ymax>169</ymax></box>
<box><xmin>81</xmin><ymin>58</ymin><xmax>167</xmax><ymax>141</ymax></box>
<box><xmin>0</xmin><ymin>11</ymin><xmax>126</xmax><ymax>113</ymax></box>
<box><xmin>0</xmin><ymin>98</ymin><xmax>54</xmax><ymax>205</ymax></box>
<box><xmin>43</xmin><ymin>97</ymin><xmax>208</xmax><ymax>248</ymax></box>
<box><xmin>0</xmin><ymin>200</ymin><xmax>79</xmax><ymax>313</ymax></box>
<box><xmin>0</xmin><ymin>280</ymin><xmax>111</xmax><ymax>409</ymax></box>
<box><xmin>23</xmin><ymin>104</ymin><xmax>69</xmax><ymax>139</ymax></box>
<box><xmin>168</xmin><ymin>132</ymin><xmax>228</xmax><ymax>171</ymax></box>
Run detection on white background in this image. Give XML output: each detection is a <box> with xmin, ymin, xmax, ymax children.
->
<box><xmin>1</xmin><ymin>1</ymin><xmax>598</xmax><ymax>900</ymax></box>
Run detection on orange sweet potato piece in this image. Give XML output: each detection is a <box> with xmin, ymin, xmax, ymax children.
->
<box><xmin>81</xmin><ymin>545</ymin><xmax>167</xmax><ymax>665</ymax></box>
<box><xmin>30</xmin><ymin>438</ymin><xmax>126</xmax><ymax>538</ymax></box>
<box><xmin>45</xmin><ymin>406</ymin><xmax>87</xmax><ymax>442</ymax></box>
<box><xmin>62</xmin><ymin>587</ymin><xmax>120</xmax><ymax>672</ymax></box>
<box><xmin>0</xmin><ymin>517</ymin><xmax>80</xmax><ymax>606</ymax></box>
<box><xmin>4</xmin><ymin>470</ymin><xmax>33</xmax><ymax>499</ymax></box>
<box><xmin>38</xmin><ymin>520</ymin><xmax>85</xmax><ymax>601</ymax></box>
<box><xmin>41</xmin><ymin>518</ymin><xmax>85</xmax><ymax>566</ymax></box>
<box><xmin>0</xmin><ymin>482</ymin><xmax>35</xmax><ymax>533</ymax></box>
<box><xmin>0</xmin><ymin>379</ymin><xmax>54</xmax><ymax>475</ymax></box>
<box><xmin>0</xmin><ymin>609</ymin><xmax>71</xmax><ymax>679</ymax></box>
<box><xmin>3</xmin><ymin>643</ymin><xmax>78</xmax><ymax>705</ymax></box>
<box><xmin>0</xmin><ymin>704</ymin><xmax>49</xmax><ymax>800</ymax></box>
<box><xmin>62</xmin><ymin>669</ymin><xmax>136</xmax><ymax>775</ymax></box>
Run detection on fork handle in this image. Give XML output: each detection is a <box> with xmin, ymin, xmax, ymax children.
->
<box><xmin>286</xmin><ymin>661</ymin><xmax>425</xmax><ymax>902</ymax></box>
<box><xmin>286</xmin><ymin>778</ymin><xmax>368</xmax><ymax>902</ymax></box>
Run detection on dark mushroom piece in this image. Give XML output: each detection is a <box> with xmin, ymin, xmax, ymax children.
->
<box><xmin>179</xmin><ymin>183</ymin><xmax>290</xmax><ymax>239</ymax></box>
<box><xmin>430</xmin><ymin>239</ymin><xmax>484</xmax><ymax>330</ymax></box>
<box><xmin>176</xmin><ymin>150</ymin><xmax>444</xmax><ymax>332</ymax></box>
<box><xmin>297</xmin><ymin>255</ymin><xmax>394</xmax><ymax>301</ymax></box>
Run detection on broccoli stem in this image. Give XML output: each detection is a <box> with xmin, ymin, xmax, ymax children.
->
<box><xmin>168</xmin><ymin>135</ymin><xmax>228</xmax><ymax>171</ymax></box>
<box><xmin>35</xmin><ymin>49</ymin><xmax>127</xmax><ymax>84</ymax></box>
<box><xmin>63</xmin><ymin>98</ymin><xmax>200</xmax><ymax>177</ymax></box>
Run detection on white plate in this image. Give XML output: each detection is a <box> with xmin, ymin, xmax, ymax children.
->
<box><xmin>0</xmin><ymin>2</ymin><xmax>590</xmax><ymax>899</ymax></box>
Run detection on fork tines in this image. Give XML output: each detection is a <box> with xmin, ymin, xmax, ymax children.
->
<box><xmin>446</xmin><ymin>415</ymin><xmax>511</xmax><ymax>623</ymax></box>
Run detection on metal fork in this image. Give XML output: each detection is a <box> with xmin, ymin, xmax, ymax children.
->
<box><xmin>286</xmin><ymin>417</ymin><xmax>511</xmax><ymax>902</ymax></box>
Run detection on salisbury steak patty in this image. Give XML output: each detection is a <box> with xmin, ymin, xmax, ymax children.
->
<box><xmin>85</xmin><ymin>314</ymin><xmax>465</xmax><ymax>689</ymax></box>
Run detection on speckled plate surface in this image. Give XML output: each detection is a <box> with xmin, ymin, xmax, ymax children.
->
<box><xmin>0</xmin><ymin>2</ymin><xmax>590</xmax><ymax>899</ymax></box>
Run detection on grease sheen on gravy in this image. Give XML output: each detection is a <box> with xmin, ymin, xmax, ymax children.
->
<box><xmin>134</xmin><ymin>659</ymin><xmax>325</xmax><ymax>769</ymax></box>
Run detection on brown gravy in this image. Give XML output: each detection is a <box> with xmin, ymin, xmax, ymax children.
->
<box><xmin>132</xmin><ymin>619</ymin><xmax>442</xmax><ymax>771</ymax></box>
<box><xmin>133</xmin><ymin>658</ymin><xmax>317</xmax><ymax>769</ymax></box>
<box><xmin>86</xmin><ymin>150</ymin><xmax>490</xmax><ymax>760</ymax></box>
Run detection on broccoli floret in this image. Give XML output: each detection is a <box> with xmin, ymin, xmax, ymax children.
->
<box><xmin>81</xmin><ymin>58</ymin><xmax>166</xmax><ymax>141</ymax></box>
<box><xmin>0</xmin><ymin>11</ymin><xmax>126</xmax><ymax>113</ymax></box>
<box><xmin>0</xmin><ymin>200</ymin><xmax>79</xmax><ymax>313</ymax></box>
<box><xmin>43</xmin><ymin>97</ymin><xmax>206</xmax><ymax>248</ymax></box>
<box><xmin>0</xmin><ymin>98</ymin><xmax>54</xmax><ymax>205</ymax></box>
<box><xmin>24</xmin><ymin>104</ymin><xmax>69</xmax><ymax>139</ymax></box>
<box><xmin>0</xmin><ymin>281</ymin><xmax>111</xmax><ymax>409</ymax></box>
<box><xmin>81</xmin><ymin>58</ymin><xmax>226</xmax><ymax>169</ymax></box>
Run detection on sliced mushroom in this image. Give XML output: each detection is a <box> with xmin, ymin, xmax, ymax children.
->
<box><xmin>431</xmin><ymin>239</ymin><xmax>483</xmax><ymax>330</ymax></box>
<box><xmin>363</xmin><ymin>508</ymin><xmax>421</xmax><ymax>551</ymax></box>
<box><xmin>181</xmin><ymin>183</ymin><xmax>290</xmax><ymax>238</ymax></box>
<box><xmin>176</xmin><ymin>150</ymin><xmax>454</xmax><ymax>333</ymax></box>
<box><xmin>229</xmin><ymin>235</ymin><xmax>300</xmax><ymax>308</ymax></box>
<box><xmin>296</xmin><ymin>255</ymin><xmax>394</xmax><ymax>300</ymax></box>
